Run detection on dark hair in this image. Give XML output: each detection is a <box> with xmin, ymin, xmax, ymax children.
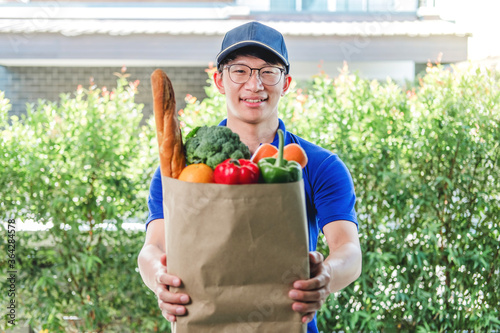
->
<box><xmin>217</xmin><ymin>46</ymin><xmax>286</xmax><ymax>72</ymax></box>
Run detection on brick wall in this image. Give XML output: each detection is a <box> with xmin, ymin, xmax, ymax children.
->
<box><xmin>0</xmin><ymin>66</ymin><xmax>210</xmax><ymax>120</ymax></box>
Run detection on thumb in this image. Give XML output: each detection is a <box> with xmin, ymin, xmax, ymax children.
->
<box><xmin>309</xmin><ymin>251</ymin><xmax>324</xmax><ymax>265</ymax></box>
<box><xmin>160</xmin><ymin>253</ymin><xmax>167</xmax><ymax>267</ymax></box>
<box><xmin>309</xmin><ymin>251</ymin><xmax>324</xmax><ymax>276</ymax></box>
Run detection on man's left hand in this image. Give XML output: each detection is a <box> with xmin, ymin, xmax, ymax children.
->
<box><xmin>289</xmin><ymin>251</ymin><xmax>331</xmax><ymax>324</ymax></box>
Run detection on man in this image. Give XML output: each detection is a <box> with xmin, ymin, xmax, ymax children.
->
<box><xmin>138</xmin><ymin>21</ymin><xmax>362</xmax><ymax>333</ymax></box>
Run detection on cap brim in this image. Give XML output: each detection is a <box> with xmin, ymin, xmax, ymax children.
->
<box><xmin>216</xmin><ymin>40</ymin><xmax>289</xmax><ymax>73</ymax></box>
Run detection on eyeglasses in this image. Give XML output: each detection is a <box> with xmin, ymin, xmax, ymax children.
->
<box><xmin>224</xmin><ymin>64</ymin><xmax>285</xmax><ymax>86</ymax></box>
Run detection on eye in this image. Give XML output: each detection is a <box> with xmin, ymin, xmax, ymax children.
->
<box><xmin>261</xmin><ymin>67</ymin><xmax>280</xmax><ymax>75</ymax></box>
<box><xmin>230</xmin><ymin>65</ymin><xmax>250</xmax><ymax>75</ymax></box>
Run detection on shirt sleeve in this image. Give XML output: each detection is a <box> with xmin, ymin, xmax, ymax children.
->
<box><xmin>146</xmin><ymin>166</ymin><xmax>164</xmax><ymax>229</ymax></box>
<box><xmin>312</xmin><ymin>154</ymin><xmax>358</xmax><ymax>232</ymax></box>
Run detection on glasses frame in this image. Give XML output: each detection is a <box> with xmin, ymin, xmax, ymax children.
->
<box><xmin>223</xmin><ymin>64</ymin><xmax>285</xmax><ymax>86</ymax></box>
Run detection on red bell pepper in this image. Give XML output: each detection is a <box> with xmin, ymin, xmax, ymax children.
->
<box><xmin>213</xmin><ymin>158</ymin><xmax>260</xmax><ymax>185</ymax></box>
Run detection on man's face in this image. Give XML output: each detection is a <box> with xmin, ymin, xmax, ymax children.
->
<box><xmin>214</xmin><ymin>55</ymin><xmax>291</xmax><ymax>126</ymax></box>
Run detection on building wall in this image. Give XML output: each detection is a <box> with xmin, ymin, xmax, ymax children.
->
<box><xmin>0</xmin><ymin>60</ymin><xmax>421</xmax><ymax>122</ymax></box>
<box><xmin>0</xmin><ymin>65</ymin><xmax>209</xmax><ymax>120</ymax></box>
<box><xmin>23</xmin><ymin>0</ymin><xmax>233</xmax><ymax>2</ymax></box>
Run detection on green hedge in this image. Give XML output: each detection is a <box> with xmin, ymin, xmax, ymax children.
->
<box><xmin>1</xmin><ymin>63</ymin><xmax>499</xmax><ymax>332</ymax></box>
<box><xmin>0</xmin><ymin>74</ymin><xmax>169</xmax><ymax>332</ymax></box>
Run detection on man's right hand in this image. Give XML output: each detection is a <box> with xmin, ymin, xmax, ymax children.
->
<box><xmin>155</xmin><ymin>253</ymin><xmax>190</xmax><ymax>322</ymax></box>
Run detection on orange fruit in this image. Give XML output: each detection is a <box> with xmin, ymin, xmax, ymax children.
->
<box><xmin>250</xmin><ymin>143</ymin><xmax>279</xmax><ymax>163</ymax></box>
<box><xmin>178</xmin><ymin>163</ymin><xmax>214</xmax><ymax>183</ymax></box>
<box><xmin>273</xmin><ymin>143</ymin><xmax>308</xmax><ymax>168</ymax></box>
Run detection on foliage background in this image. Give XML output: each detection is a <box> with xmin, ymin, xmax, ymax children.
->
<box><xmin>0</xmin><ymin>72</ymin><xmax>168</xmax><ymax>332</ymax></box>
<box><xmin>1</xmin><ymin>63</ymin><xmax>499</xmax><ymax>332</ymax></box>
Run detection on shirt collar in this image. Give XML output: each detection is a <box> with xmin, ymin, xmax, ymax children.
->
<box><xmin>218</xmin><ymin>118</ymin><xmax>288</xmax><ymax>147</ymax></box>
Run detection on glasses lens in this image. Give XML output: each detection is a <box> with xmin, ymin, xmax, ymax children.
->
<box><xmin>228</xmin><ymin>65</ymin><xmax>251</xmax><ymax>84</ymax></box>
<box><xmin>259</xmin><ymin>67</ymin><xmax>282</xmax><ymax>85</ymax></box>
<box><xmin>227</xmin><ymin>65</ymin><xmax>283</xmax><ymax>85</ymax></box>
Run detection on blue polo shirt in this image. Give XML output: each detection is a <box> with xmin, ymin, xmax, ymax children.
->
<box><xmin>146</xmin><ymin>118</ymin><xmax>358</xmax><ymax>333</ymax></box>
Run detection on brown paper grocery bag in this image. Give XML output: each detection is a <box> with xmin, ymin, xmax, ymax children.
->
<box><xmin>162</xmin><ymin>176</ymin><xmax>309</xmax><ymax>333</ymax></box>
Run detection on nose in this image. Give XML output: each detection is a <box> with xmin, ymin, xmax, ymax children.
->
<box><xmin>245</xmin><ymin>69</ymin><xmax>264</xmax><ymax>91</ymax></box>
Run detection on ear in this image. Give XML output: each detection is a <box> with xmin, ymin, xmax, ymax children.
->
<box><xmin>281</xmin><ymin>75</ymin><xmax>292</xmax><ymax>96</ymax></box>
<box><xmin>213</xmin><ymin>71</ymin><xmax>225</xmax><ymax>95</ymax></box>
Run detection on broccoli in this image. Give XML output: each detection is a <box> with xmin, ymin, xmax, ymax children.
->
<box><xmin>184</xmin><ymin>126</ymin><xmax>251</xmax><ymax>169</ymax></box>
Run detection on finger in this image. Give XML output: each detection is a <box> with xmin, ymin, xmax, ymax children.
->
<box><xmin>309</xmin><ymin>251</ymin><xmax>324</xmax><ymax>264</ymax></box>
<box><xmin>289</xmin><ymin>288</ymin><xmax>328</xmax><ymax>303</ymax></box>
<box><xmin>157</xmin><ymin>289</ymin><xmax>190</xmax><ymax>305</ymax></box>
<box><xmin>160</xmin><ymin>253</ymin><xmax>167</xmax><ymax>267</ymax></box>
<box><xmin>292</xmin><ymin>299</ymin><xmax>323</xmax><ymax>314</ymax></box>
<box><xmin>309</xmin><ymin>252</ymin><xmax>324</xmax><ymax>274</ymax></box>
<box><xmin>293</xmin><ymin>273</ymin><xmax>329</xmax><ymax>291</ymax></box>
<box><xmin>308</xmin><ymin>252</ymin><xmax>325</xmax><ymax>278</ymax></box>
<box><xmin>161</xmin><ymin>308</ymin><xmax>177</xmax><ymax>322</ymax></box>
<box><xmin>302</xmin><ymin>312</ymin><xmax>316</xmax><ymax>324</ymax></box>
<box><xmin>155</xmin><ymin>282</ymin><xmax>169</xmax><ymax>297</ymax></box>
<box><xmin>159</xmin><ymin>299</ymin><xmax>188</xmax><ymax>317</ymax></box>
<box><xmin>157</xmin><ymin>273</ymin><xmax>182</xmax><ymax>288</ymax></box>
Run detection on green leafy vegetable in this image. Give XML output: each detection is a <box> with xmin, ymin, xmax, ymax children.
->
<box><xmin>184</xmin><ymin>126</ymin><xmax>251</xmax><ymax>169</ymax></box>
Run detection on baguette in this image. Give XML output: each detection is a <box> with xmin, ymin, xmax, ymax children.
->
<box><xmin>151</xmin><ymin>69</ymin><xmax>185</xmax><ymax>178</ymax></box>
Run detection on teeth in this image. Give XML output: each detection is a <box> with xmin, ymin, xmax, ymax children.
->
<box><xmin>245</xmin><ymin>99</ymin><xmax>264</xmax><ymax>103</ymax></box>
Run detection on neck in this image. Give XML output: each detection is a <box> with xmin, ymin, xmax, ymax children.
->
<box><xmin>226</xmin><ymin>118</ymin><xmax>279</xmax><ymax>154</ymax></box>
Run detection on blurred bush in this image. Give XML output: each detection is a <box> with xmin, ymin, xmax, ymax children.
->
<box><xmin>0</xmin><ymin>72</ymin><xmax>168</xmax><ymax>332</ymax></box>
<box><xmin>1</xmin><ymin>62</ymin><xmax>499</xmax><ymax>332</ymax></box>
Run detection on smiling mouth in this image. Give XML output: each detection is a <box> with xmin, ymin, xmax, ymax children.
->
<box><xmin>242</xmin><ymin>98</ymin><xmax>267</xmax><ymax>103</ymax></box>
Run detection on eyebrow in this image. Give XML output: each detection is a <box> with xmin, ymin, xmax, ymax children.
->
<box><xmin>229</xmin><ymin>63</ymin><xmax>284</xmax><ymax>69</ymax></box>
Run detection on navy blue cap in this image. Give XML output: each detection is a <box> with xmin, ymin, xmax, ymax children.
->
<box><xmin>216</xmin><ymin>21</ymin><xmax>290</xmax><ymax>74</ymax></box>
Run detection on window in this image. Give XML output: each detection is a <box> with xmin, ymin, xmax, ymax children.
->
<box><xmin>270</xmin><ymin>0</ymin><xmax>328</xmax><ymax>12</ymax></box>
<box><xmin>270</xmin><ymin>0</ymin><xmax>296</xmax><ymax>11</ymax></box>
<box><xmin>335</xmin><ymin>0</ymin><xmax>417</xmax><ymax>11</ymax></box>
<box><xmin>302</xmin><ymin>0</ymin><xmax>328</xmax><ymax>11</ymax></box>
<box><xmin>269</xmin><ymin>0</ymin><xmax>416</xmax><ymax>12</ymax></box>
